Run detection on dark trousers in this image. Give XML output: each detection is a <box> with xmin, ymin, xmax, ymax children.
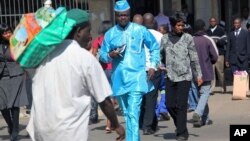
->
<box><xmin>140</xmin><ymin>70</ymin><xmax>161</xmax><ymax>131</ymax></box>
<box><xmin>231</xmin><ymin>64</ymin><xmax>248</xmax><ymax>73</ymax></box>
<box><xmin>1</xmin><ymin>107</ymin><xmax>20</xmax><ymax>138</ymax></box>
<box><xmin>165</xmin><ymin>78</ymin><xmax>191</xmax><ymax>138</ymax></box>
<box><xmin>25</xmin><ymin>69</ymin><xmax>34</xmax><ymax>110</ymax></box>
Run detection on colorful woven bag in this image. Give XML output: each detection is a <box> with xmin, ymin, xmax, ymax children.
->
<box><xmin>10</xmin><ymin>7</ymin><xmax>76</xmax><ymax>68</ymax></box>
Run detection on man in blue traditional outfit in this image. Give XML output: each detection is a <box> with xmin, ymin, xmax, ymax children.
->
<box><xmin>100</xmin><ymin>0</ymin><xmax>160</xmax><ymax>140</ymax></box>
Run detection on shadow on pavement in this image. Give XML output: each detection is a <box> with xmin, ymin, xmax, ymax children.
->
<box><xmin>162</xmin><ymin>132</ymin><xmax>176</xmax><ymax>140</ymax></box>
<box><xmin>90</xmin><ymin>125</ymin><xmax>106</xmax><ymax>131</ymax></box>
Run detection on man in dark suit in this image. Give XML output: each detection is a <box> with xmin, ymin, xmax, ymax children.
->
<box><xmin>225</xmin><ymin>18</ymin><xmax>250</xmax><ymax>72</ymax></box>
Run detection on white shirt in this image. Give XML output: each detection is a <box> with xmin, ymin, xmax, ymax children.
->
<box><xmin>235</xmin><ymin>28</ymin><xmax>242</xmax><ymax>36</ymax></box>
<box><xmin>27</xmin><ymin>40</ymin><xmax>112</xmax><ymax>141</ymax></box>
<box><xmin>145</xmin><ymin>29</ymin><xmax>163</xmax><ymax>71</ymax></box>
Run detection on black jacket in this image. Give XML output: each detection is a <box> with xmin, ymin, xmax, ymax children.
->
<box><xmin>226</xmin><ymin>29</ymin><xmax>250</xmax><ymax>70</ymax></box>
<box><xmin>207</xmin><ymin>25</ymin><xmax>227</xmax><ymax>55</ymax></box>
<box><xmin>0</xmin><ymin>43</ymin><xmax>24</xmax><ymax>77</ymax></box>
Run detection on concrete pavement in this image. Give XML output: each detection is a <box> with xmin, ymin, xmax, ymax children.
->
<box><xmin>1</xmin><ymin>86</ymin><xmax>250</xmax><ymax>141</ymax></box>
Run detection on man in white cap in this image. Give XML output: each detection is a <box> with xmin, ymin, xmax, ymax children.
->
<box><xmin>100</xmin><ymin>0</ymin><xmax>160</xmax><ymax>141</ymax></box>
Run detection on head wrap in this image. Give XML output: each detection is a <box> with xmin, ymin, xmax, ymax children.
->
<box><xmin>114</xmin><ymin>0</ymin><xmax>130</xmax><ymax>12</ymax></box>
<box><xmin>67</xmin><ymin>9</ymin><xmax>89</xmax><ymax>25</ymax></box>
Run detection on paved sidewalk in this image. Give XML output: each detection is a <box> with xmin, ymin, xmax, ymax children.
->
<box><xmin>1</xmin><ymin>86</ymin><xmax>250</xmax><ymax>141</ymax></box>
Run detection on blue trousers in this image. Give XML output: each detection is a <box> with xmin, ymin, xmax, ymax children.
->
<box><xmin>195</xmin><ymin>81</ymin><xmax>211</xmax><ymax>123</ymax></box>
<box><xmin>155</xmin><ymin>72</ymin><xmax>168</xmax><ymax>117</ymax></box>
<box><xmin>155</xmin><ymin>93</ymin><xmax>168</xmax><ymax>117</ymax></box>
<box><xmin>118</xmin><ymin>92</ymin><xmax>143</xmax><ymax>141</ymax></box>
<box><xmin>188</xmin><ymin>81</ymin><xmax>198</xmax><ymax>110</ymax></box>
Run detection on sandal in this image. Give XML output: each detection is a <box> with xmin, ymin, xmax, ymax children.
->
<box><xmin>105</xmin><ymin>127</ymin><xmax>112</xmax><ymax>134</ymax></box>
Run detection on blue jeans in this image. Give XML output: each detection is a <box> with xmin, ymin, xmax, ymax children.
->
<box><xmin>195</xmin><ymin>81</ymin><xmax>211</xmax><ymax>123</ymax></box>
<box><xmin>155</xmin><ymin>92</ymin><xmax>168</xmax><ymax>118</ymax></box>
<box><xmin>155</xmin><ymin>72</ymin><xmax>168</xmax><ymax>117</ymax></box>
<box><xmin>188</xmin><ymin>81</ymin><xmax>198</xmax><ymax>110</ymax></box>
<box><xmin>118</xmin><ymin>92</ymin><xmax>143</xmax><ymax>141</ymax></box>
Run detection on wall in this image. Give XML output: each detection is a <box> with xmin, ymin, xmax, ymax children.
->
<box><xmin>194</xmin><ymin>0</ymin><xmax>219</xmax><ymax>28</ymax></box>
<box><xmin>172</xmin><ymin>0</ymin><xmax>182</xmax><ymax>12</ymax></box>
<box><xmin>89</xmin><ymin>0</ymin><xmax>112</xmax><ymax>38</ymax></box>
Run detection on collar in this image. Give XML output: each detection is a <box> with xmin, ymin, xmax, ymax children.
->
<box><xmin>170</xmin><ymin>31</ymin><xmax>183</xmax><ymax>37</ymax></box>
<box><xmin>117</xmin><ymin>22</ymin><xmax>131</xmax><ymax>30</ymax></box>
<box><xmin>210</xmin><ymin>25</ymin><xmax>217</xmax><ymax>32</ymax></box>
<box><xmin>235</xmin><ymin>27</ymin><xmax>242</xmax><ymax>32</ymax></box>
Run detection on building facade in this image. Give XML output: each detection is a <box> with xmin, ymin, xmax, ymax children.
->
<box><xmin>1</xmin><ymin>0</ymin><xmax>250</xmax><ymax>38</ymax></box>
<box><xmin>111</xmin><ymin>0</ymin><xmax>250</xmax><ymax>32</ymax></box>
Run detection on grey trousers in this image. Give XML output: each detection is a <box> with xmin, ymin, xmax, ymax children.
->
<box><xmin>211</xmin><ymin>55</ymin><xmax>226</xmax><ymax>92</ymax></box>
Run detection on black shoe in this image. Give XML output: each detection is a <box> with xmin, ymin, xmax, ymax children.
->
<box><xmin>143</xmin><ymin>128</ymin><xmax>155</xmax><ymax>135</ymax></box>
<box><xmin>187</xmin><ymin>109</ymin><xmax>194</xmax><ymax>113</ymax></box>
<box><xmin>88</xmin><ymin>119</ymin><xmax>98</xmax><ymax>125</ymax></box>
<box><xmin>223</xmin><ymin>86</ymin><xmax>227</xmax><ymax>93</ymax></box>
<box><xmin>203</xmin><ymin>119</ymin><xmax>213</xmax><ymax>126</ymax></box>
<box><xmin>176</xmin><ymin>136</ymin><xmax>188</xmax><ymax>141</ymax></box>
<box><xmin>10</xmin><ymin>130</ymin><xmax>19</xmax><ymax>141</ymax></box>
<box><xmin>10</xmin><ymin>135</ymin><xmax>18</xmax><ymax>141</ymax></box>
<box><xmin>160</xmin><ymin>113</ymin><xmax>170</xmax><ymax>121</ymax></box>
<box><xmin>8</xmin><ymin>127</ymin><xmax>12</xmax><ymax>135</ymax></box>
<box><xmin>192</xmin><ymin>113</ymin><xmax>202</xmax><ymax>128</ymax></box>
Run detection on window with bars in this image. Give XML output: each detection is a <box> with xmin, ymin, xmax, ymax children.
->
<box><xmin>0</xmin><ymin>0</ymin><xmax>89</xmax><ymax>29</ymax></box>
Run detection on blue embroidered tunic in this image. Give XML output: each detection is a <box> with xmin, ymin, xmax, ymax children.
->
<box><xmin>100</xmin><ymin>22</ymin><xmax>160</xmax><ymax>96</ymax></box>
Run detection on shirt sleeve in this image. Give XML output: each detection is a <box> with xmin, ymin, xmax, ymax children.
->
<box><xmin>100</xmin><ymin>33</ymin><xmax>113</xmax><ymax>63</ymax></box>
<box><xmin>84</xmin><ymin>56</ymin><xmax>112</xmax><ymax>103</ymax></box>
<box><xmin>247</xmin><ymin>32</ymin><xmax>250</xmax><ymax>60</ymax></box>
<box><xmin>225</xmin><ymin>33</ymin><xmax>231</xmax><ymax>62</ymax></box>
<box><xmin>204</xmin><ymin>35</ymin><xmax>218</xmax><ymax>55</ymax></box>
<box><xmin>160</xmin><ymin>35</ymin><xmax>167</xmax><ymax>64</ymax></box>
<box><xmin>207</xmin><ymin>36</ymin><xmax>219</xmax><ymax>64</ymax></box>
<box><xmin>143</xmin><ymin>28</ymin><xmax>160</xmax><ymax>69</ymax></box>
<box><xmin>92</xmin><ymin>38</ymin><xmax>99</xmax><ymax>49</ymax></box>
<box><xmin>188</xmin><ymin>37</ymin><xmax>202</xmax><ymax>80</ymax></box>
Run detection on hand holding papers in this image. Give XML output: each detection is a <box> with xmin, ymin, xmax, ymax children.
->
<box><xmin>114</xmin><ymin>44</ymin><xmax>126</xmax><ymax>57</ymax></box>
<box><xmin>109</xmin><ymin>44</ymin><xmax>126</xmax><ymax>58</ymax></box>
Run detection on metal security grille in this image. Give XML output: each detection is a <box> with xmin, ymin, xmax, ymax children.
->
<box><xmin>0</xmin><ymin>0</ymin><xmax>89</xmax><ymax>28</ymax></box>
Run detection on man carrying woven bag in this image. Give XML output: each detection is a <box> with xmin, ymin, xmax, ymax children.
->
<box><xmin>26</xmin><ymin>8</ymin><xmax>125</xmax><ymax>141</ymax></box>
